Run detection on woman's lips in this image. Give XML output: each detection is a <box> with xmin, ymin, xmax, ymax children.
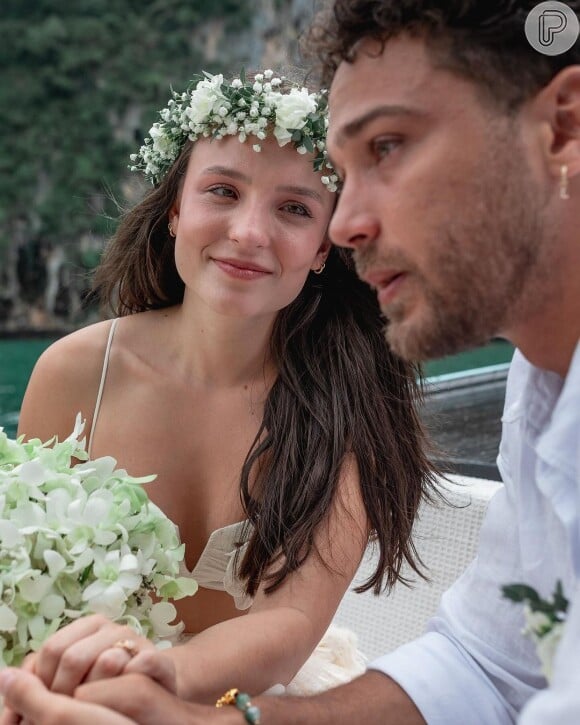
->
<box><xmin>212</xmin><ymin>258</ymin><xmax>272</xmax><ymax>280</ymax></box>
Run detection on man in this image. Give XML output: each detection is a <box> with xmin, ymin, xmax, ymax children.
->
<box><xmin>1</xmin><ymin>0</ymin><xmax>579</xmax><ymax>721</ymax></box>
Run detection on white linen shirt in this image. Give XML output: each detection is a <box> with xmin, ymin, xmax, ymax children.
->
<box><xmin>370</xmin><ymin>342</ymin><xmax>580</xmax><ymax>724</ymax></box>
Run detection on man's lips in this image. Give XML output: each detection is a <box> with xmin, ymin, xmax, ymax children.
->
<box><xmin>362</xmin><ymin>269</ymin><xmax>408</xmax><ymax>306</ymax></box>
<box><xmin>362</xmin><ymin>269</ymin><xmax>406</xmax><ymax>290</ymax></box>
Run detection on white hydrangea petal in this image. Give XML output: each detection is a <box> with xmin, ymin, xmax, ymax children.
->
<box><xmin>0</xmin><ymin>520</ymin><xmax>24</xmax><ymax>547</ymax></box>
<box><xmin>118</xmin><ymin>573</ymin><xmax>142</xmax><ymax>592</ymax></box>
<box><xmin>92</xmin><ymin>529</ymin><xmax>117</xmax><ymax>546</ymax></box>
<box><xmin>43</xmin><ymin>550</ymin><xmax>67</xmax><ymax>578</ymax></box>
<box><xmin>39</xmin><ymin>594</ymin><xmax>66</xmax><ymax>620</ymax></box>
<box><xmin>78</xmin><ymin>455</ymin><xmax>118</xmax><ymax>478</ymax></box>
<box><xmin>149</xmin><ymin>601</ymin><xmax>182</xmax><ymax>637</ymax></box>
<box><xmin>28</xmin><ymin>614</ymin><xmax>49</xmax><ymax>640</ymax></box>
<box><xmin>119</xmin><ymin>554</ymin><xmax>139</xmax><ymax>573</ymax></box>
<box><xmin>0</xmin><ymin>605</ymin><xmax>18</xmax><ymax>632</ymax></box>
<box><xmin>65</xmin><ymin>413</ymin><xmax>85</xmax><ymax>443</ymax></box>
<box><xmin>67</xmin><ymin>546</ymin><xmax>94</xmax><ymax>573</ymax></box>
<box><xmin>18</xmin><ymin>575</ymin><xmax>54</xmax><ymax>604</ymax></box>
<box><xmin>15</xmin><ymin>461</ymin><xmax>48</xmax><ymax>486</ymax></box>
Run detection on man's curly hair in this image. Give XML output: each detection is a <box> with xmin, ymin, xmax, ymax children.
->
<box><xmin>307</xmin><ymin>0</ymin><xmax>580</xmax><ymax>110</ymax></box>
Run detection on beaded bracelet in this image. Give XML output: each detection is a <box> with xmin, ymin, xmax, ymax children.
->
<box><xmin>216</xmin><ymin>688</ymin><xmax>261</xmax><ymax>724</ymax></box>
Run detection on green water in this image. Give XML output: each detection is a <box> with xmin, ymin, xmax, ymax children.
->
<box><xmin>0</xmin><ymin>337</ymin><xmax>514</xmax><ymax>440</ymax></box>
<box><xmin>0</xmin><ymin>338</ymin><xmax>56</xmax><ymax>438</ymax></box>
<box><xmin>424</xmin><ymin>339</ymin><xmax>514</xmax><ymax>377</ymax></box>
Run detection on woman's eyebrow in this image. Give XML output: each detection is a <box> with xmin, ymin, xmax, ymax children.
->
<box><xmin>202</xmin><ymin>165</ymin><xmax>250</xmax><ymax>182</ymax></box>
<box><xmin>276</xmin><ymin>184</ymin><xmax>323</xmax><ymax>203</ymax></box>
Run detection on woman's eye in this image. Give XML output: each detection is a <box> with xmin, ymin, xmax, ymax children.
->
<box><xmin>373</xmin><ymin>137</ymin><xmax>401</xmax><ymax>160</ymax></box>
<box><xmin>282</xmin><ymin>202</ymin><xmax>311</xmax><ymax>217</ymax></box>
<box><xmin>209</xmin><ymin>185</ymin><xmax>237</xmax><ymax>199</ymax></box>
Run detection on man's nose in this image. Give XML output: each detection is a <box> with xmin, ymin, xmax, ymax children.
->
<box><xmin>329</xmin><ymin>181</ymin><xmax>380</xmax><ymax>250</ymax></box>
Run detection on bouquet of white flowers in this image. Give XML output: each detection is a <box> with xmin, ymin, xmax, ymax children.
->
<box><xmin>0</xmin><ymin>416</ymin><xmax>197</xmax><ymax>666</ymax></box>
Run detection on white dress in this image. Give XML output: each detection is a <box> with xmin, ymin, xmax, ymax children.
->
<box><xmin>90</xmin><ymin>319</ymin><xmax>367</xmax><ymax>695</ymax></box>
<box><xmin>179</xmin><ymin>520</ymin><xmax>366</xmax><ymax>695</ymax></box>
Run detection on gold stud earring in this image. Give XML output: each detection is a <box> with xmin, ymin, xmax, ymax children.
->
<box><xmin>313</xmin><ymin>261</ymin><xmax>326</xmax><ymax>275</ymax></box>
<box><xmin>560</xmin><ymin>165</ymin><xmax>570</xmax><ymax>200</ymax></box>
<box><xmin>168</xmin><ymin>221</ymin><xmax>176</xmax><ymax>237</ymax></box>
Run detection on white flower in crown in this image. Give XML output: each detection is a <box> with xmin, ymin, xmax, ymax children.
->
<box><xmin>149</xmin><ymin>124</ymin><xmax>179</xmax><ymax>159</ymax></box>
<box><xmin>185</xmin><ymin>79</ymin><xmax>226</xmax><ymax>126</ymax></box>
<box><xmin>274</xmin><ymin>87</ymin><xmax>318</xmax><ymax>143</ymax></box>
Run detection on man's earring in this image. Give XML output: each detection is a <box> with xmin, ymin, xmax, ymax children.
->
<box><xmin>168</xmin><ymin>221</ymin><xmax>176</xmax><ymax>237</ymax></box>
<box><xmin>560</xmin><ymin>165</ymin><xmax>570</xmax><ymax>200</ymax></box>
<box><xmin>313</xmin><ymin>261</ymin><xmax>326</xmax><ymax>275</ymax></box>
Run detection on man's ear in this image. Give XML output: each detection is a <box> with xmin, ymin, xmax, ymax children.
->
<box><xmin>536</xmin><ymin>66</ymin><xmax>580</xmax><ymax>179</ymax></box>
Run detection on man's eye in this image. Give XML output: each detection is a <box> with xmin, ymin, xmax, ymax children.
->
<box><xmin>373</xmin><ymin>138</ymin><xmax>401</xmax><ymax>160</ymax></box>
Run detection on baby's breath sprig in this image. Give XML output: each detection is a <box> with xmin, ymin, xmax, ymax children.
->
<box><xmin>129</xmin><ymin>70</ymin><xmax>338</xmax><ymax>192</ymax></box>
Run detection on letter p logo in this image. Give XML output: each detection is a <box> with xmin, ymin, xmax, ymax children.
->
<box><xmin>539</xmin><ymin>10</ymin><xmax>567</xmax><ymax>46</ymax></box>
<box><xmin>526</xmin><ymin>2</ymin><xmax>579</xmax><ymax>56</ymax></box>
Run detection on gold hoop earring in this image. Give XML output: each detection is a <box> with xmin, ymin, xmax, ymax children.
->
<box><xmin>313</xmin><ymin>262</ymin><xmax>326</xmax><ymax>275</ymax></box>
<box><xmin>560</xmin><ymin>165</ymin><xmax>570</xmax><ymax>200</ymax></box>
<box><xmin>168</xmin><ymin>221</ymin><xmax>176</xmax><ymax>237</ymax></box>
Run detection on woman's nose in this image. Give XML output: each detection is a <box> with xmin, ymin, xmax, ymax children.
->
<box><xmin>228</xmin><ymin>202</ymin><xmax>272</xmax><ymax>249</ymax></box>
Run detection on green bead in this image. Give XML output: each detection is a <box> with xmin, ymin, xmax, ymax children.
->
<box><xmin>244</xmin><ymin>705</ymin><xmax>261</xmax><ymax>724</ymax></box>
<box><xmin>235</xmin><ymin>692</ymin><xmax>251</xmax><ymax>709</ymax></box>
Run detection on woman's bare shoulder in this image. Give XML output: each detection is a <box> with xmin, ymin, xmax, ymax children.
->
<box><xmin>31</xmin><ymin>320</ymin><xmax>115</xmax><ymax>385</ymax></box>
<box><xmin>17</xmin><ymin>320</ymin><xmax>116</xmax><ymax>442</ymax></box>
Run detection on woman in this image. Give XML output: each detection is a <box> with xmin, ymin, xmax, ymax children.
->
<box><xmin>16</xmin><ymin>70</ymin><xmax>437</xmax><ymax>704</ymax></box>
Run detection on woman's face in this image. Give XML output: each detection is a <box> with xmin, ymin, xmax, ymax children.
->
<box><xmin>170</xmin><ymin>135</ymin><xmax>334</xmax><ymax>319</ymax></box>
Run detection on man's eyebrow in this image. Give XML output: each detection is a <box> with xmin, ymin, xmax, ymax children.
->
<box><xmin>276</xmin><ymin>184</ymin><xmax>324</xmax><ymax>204</ymax></box>
<box><xmin>334</xmin><ymin>104</ymin><xmax>428</xmax><ymax>145</ymax></box>
<box><xmin>202</xmin><ymin>165</ymin><xmax>250</xmax><ymax>182</ymax></box>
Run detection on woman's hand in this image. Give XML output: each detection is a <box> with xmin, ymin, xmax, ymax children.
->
<box><xmin>0</xmin><ymin>669</ymin><xmax>239</xmax><ymax>725</ymax></box>
<box><xmin>29</xmin><ymin>614</ymin><xmax>176</xmax><ymax>696</ymax></box>
<box><xmin>0</xmin><ymin>669</ymin><xmax>135</xmax><ymax>725</ymax></box>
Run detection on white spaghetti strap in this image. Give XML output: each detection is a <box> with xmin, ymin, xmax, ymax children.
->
<box><xmin>88</xmin><ymin>318</ymin><xmax>119</xmax><ymax>459</ymax></box>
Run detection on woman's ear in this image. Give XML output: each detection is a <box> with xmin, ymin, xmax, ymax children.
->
<box><xmin>169</xmin><ymin>202</ymin><xmax>180</xmax><ymax>235</ymax></box>
<box><xmin>311</xmin><ymin>238</ymin><xmax>331</xmax><ymax>271</ymax></box>
<box><xmin>318</xmin><ymin>237</ymin><xmax>332</xmax><ymax>257</ymax></box>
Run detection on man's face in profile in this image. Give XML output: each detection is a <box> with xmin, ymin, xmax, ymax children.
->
<box><xmin>327</xmin><ymin>35</ymin><xmax>548</xmax><ymax>362</ymax></box>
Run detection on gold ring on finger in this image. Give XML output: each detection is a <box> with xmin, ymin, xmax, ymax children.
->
<box><xmin>112</xmin><ymin>638</ymin><xmax>139</xmax><ymax>658</ymax></box>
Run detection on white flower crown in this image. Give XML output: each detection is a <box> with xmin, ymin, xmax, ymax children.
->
<box><xmin>130</xmin><ymin>69</ymin><xmax>339</xmax><ymax>192</ymax></box>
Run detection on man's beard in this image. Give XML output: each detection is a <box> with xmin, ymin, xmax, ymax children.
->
<box><xmin>354</xmin><ymin>142</ymin><xmax>549</xmax><ymax>362</ymax></box>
